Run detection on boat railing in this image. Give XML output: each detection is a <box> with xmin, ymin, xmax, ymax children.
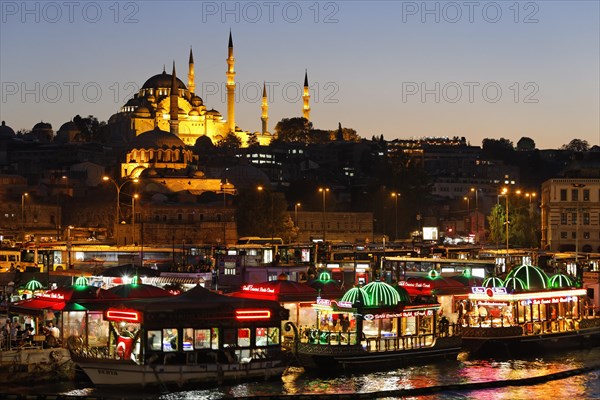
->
<box><xmin>462</xmin><ymin>314</ymin><xmax>600</xmax><ymax>337</ymax></box>
<box><xmin>299</xmin><ymin>324</ymin><xmax>461</xmax><ymax>352</ymax></box>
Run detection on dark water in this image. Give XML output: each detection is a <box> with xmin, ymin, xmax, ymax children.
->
<box><xmin>6</xmin><ymin>347</ymin><xmax>600</xmax><ymax>399</ymax></box>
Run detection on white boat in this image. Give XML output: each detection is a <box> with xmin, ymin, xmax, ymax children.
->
<box><xmin>71</xmin><ymin>285</ymin><xmax>289</xmax><ymax>388</ymax></box>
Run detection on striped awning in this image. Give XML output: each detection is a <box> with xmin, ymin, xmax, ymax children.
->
<box><xmin>146</xmin><ymin>276</ymin><xmax>206</xmax><ymax>285</ymax></box>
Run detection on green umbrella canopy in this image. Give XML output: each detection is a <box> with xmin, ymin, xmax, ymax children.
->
<box><xmin>341</xmin><ymin>287</ymin><xmax>372</xmax><ymax>307</ymax></box>
<box><xmin>25</xmin><ymin>279</ymin><xmax>44</xmax><ymax>291</ymax></box>
<box><xmin>505</xmin><ymin>265</ymin><xmax>549</xmax><ymax>291</ymax></box>
<box><xmin>483</xmin><ymin>277</ymin><xmax>504</xmax><ymax>288</ymax></box>
<box><xmin>504</xmin><ymin>276</ymin><xmax>527</xmax><ymax>291</ymax></box>
<box><xmin>363</xmin><ymin>281</ymin><xmax>402</xmax><ymax>307</ymax></box>
<box><xmin>548</xmin><ymin>273</ymin><xmax>574</xmax><ymax>289</ymax></box>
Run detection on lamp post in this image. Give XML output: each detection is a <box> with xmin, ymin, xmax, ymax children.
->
<box><xmin>103</xmin><ymin>176</ymin><xmax>139</xmax><ymax>246</ymax></box>
<box><xmin>132</xmin><ymin>194</ymin><xmax>139</xmax><ymax>246</ymax></box>
<box><xmin>294</xmin><ymin>202</ymin><xmax>301</xmax><ymax>227</ymax></box>
<box><xmin>501</xmin><ymin>187</ymin><xmax>509</xmax><ymax>262</ymax></box>
<box><xmin>257</xmin><ymin>186</ymin><xmax>274</xmax><ymax>243</ymax></box>
<box><xmin>572</xmin><ymin>183</ymin><xmax>586</xmax><ymax>267</ymax></box>
<box><xmin>463</xmin><ymin>196</ymin><xmax>470</xmax><ymax>233</ymax></box>
<box><xmin>391</xmin><ymin>192</ymin><xmax>400</xmax><ymax>241</ymax></box>
<box><xmin>470</xmin><ymin>187</ymin><xmax>480</xmax><ymax>242</ymax></box>
<box><xmin>21</xmin><ymin>192</ymin><xmax>28</xmax><ymax>241</ymax></box>
<box><xmin>319</xmin><ymin>187</ymin><xmax>330</xmax><ymax>242</ymax></box>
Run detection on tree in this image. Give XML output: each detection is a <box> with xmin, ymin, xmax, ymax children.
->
<box><xmin>246</xmin><ymin>132</ymin><xmax>259</xmax><ymax>148</ymax></box>
<box><xmin>216</xmin><ymin>133</ymin><xmax>242</xmax><ymax>153</ymax></box>
<box><xmin>73</xmin><ymin>115</ymin><xmax>107</xmax><ymax>142</ymax></box>
<box><xmin>561</xmin><ymin>139</ymin><xmax>589</xmax><ymax>152</ymax></box>
<box><xmin>482</xmin><ymin>138</ymin><xmax>514</xmax><ymax>160</ymax></box>
<box><xmin>516</xmin><ymin>137</ymin><xmax>536</xmax><ymax>151</ymax></box>
<box><xmin>274</xmin><ymin>117</ymin><xmax>312</xmax><ymax>143</ymax></box>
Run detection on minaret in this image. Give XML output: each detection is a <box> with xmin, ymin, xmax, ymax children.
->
<box><xmin>188</xmin><ymin>47</ymin><xmax>195</xmax><ymax>95</ymax></box>
<box><xmin>226</xmin><ymin>30</ymin><xmax>236</xmax><ymax>133</ymax></box>
<box><xmin>261</xmin><ymin>82</ymin><xmax>269</xmax><ymax>135</ymax></box>
<box><xmin>169</xmin><ymin>61</ymin><xmax>179</xmax><ymax>136</ymax></box>
<box><xmin>302</xmin><ymin>69</ymin><xmax>311</xmax><ymax>121</ymax></box>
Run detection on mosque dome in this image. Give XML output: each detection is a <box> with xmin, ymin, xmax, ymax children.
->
<box><xmin>189</xmin><ymin>110</ymin><xmax>200</xmax><ymax>116</ymax></box>
<box><xmin>0</xmin><ymin>121</ymin><xmax>15</xmax><ymax>138</ymax></box>
<box><xmin>191</xmin><ymin>96</ymin><xmax>203</xmax><ymax>107</ymax></box>
<box><xmin>133</xmin><ymin>106</ymin><xmax>152</xmax><ymax>117</ymax></box>
<box><xmin>58</xmin><ymin>121</ymin><xmax>80</xmax><ymax>133</ymax></box>
<box><xmin>206</xmin><ymin>109</ymin><xmax>221</xmax><ymax>116</ymax></box>
<box><xmin>130</xmin><ymin>128</ymin><xmax>186</xmax><ymax>149</ymax></box>
<box><xmin>142</xmin><ymin>71</ymin><xmax>187</xmax><ymax>90</ymax></box>
<box><xmin>32</xmin><ymin>121</ymin><xmax>53</xmax><ymax>132</ymax></box>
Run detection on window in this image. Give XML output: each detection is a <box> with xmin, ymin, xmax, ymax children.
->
<box><xmin>183</xmin><ymin>328</ymin><xmax>193</xmax><ymax>351</ymax></box>
<box><xmin>572</xmin><ymin>213</ymin><xmax>577</xmax><ymax>225</ymax></box>
<box><xmin>584</xmin><ymin>232</ymin><xmax>590</xmax><ymax>239</ymax></box>
<box><xmin>561</xmin><ymin>213</ymin><xmax>567</xmax><ymax>225</ymax></box>
<box><xmin>147</xmin><ymin>330</ymin><xmax>161</xmax><ymax>351</ymax></box>
<box><xmin>572</xmin><ymin>232</ymin><xmax>576</xmax><ymax>239</ymax></box>
<box><xmin>194</xmin><ymin>328</ymin><xmax>211</xmax><ymax>349</ymax></box>
<box><xmin>560</xmin><ymin>232</ymin><xmax>567</xmax><ymax>239</ymax></box>
<box><xmin>572</xmin><ymin>189</ymin><xmax>579</xmax><ymax>202</ymax></box>
<box><xmin>583</xmin><ymin>213</ymin><xmax>590</xmax><ymax>225</ymax></box>
<box><xmin>583</xmin><ymin>189</ymin><xmax>590</xmax><ymax>201</ymax></box>
<box><xmin>163</xmin><ymin>328</ymin><xmax>178</xmax><ymax>352</ymax></box>
<box><xmin>238</xmin><ymin>328</ymin><xmax>251</xmax><ymax>347</ymax></box>
<box><xmin>560</xmin><ymin>189</ymin><xmax>567</xmax><ymax>201</ymax></box>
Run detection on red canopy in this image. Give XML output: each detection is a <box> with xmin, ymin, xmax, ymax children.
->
<box><xmin>230</xmin><ymin>280</ymin><xmax>318</xmax><ymax>302</ymax></box>
<box><xmin>397</xmin><ymin>276</ymin><xmax>466</xmax><ymax>296</ymax></box>
<box><xmin>107</xmin><ymin>283</ymin><xmax>173</xmax><ymax>299</ymax></box>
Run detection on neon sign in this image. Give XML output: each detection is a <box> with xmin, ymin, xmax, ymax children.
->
<box><xmin>106</xmin><ymin>310</ymin><xmax>142</xmax><ymax>323</ymax></box>
<box><xmin>398</xmin><ymin>281</ymin><xmax>431</xmax><ymax>289</ymax></box>
<box><xmin>235</xmin><ymin>309</ymin><xmax>272</xmax><ymax>320</ymax></box>
<box><xmin>363</xmin><ymin>309</ymin><xmax>434</xmax><ymax>320</ymax></box>
<box><xmin>37</xmin><ymin>293</ymin><xmax>65</xmax><ymax>300</ymax></box>
<box><xmin>316</xmin><ymin>298</ymin><xmax>353</xmax><ymax>308</ymax></box>
<box><xmin>241</xmin><ymin>284</ymin><xmax>276</xmax><ymax>294</ymax></box>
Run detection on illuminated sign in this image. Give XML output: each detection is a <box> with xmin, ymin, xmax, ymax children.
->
<box><xmin>398</xmin><ymin>281</ymin><xmax>431</xmax><ymax>289</ymax></box>
<box><xmin>106</xmin><ymin>310</ymin><xmax>142</xmax><ymax>323</ymax></box>
<box><xmin>476</xmin><ymin>301</ymin><xmax>509</xmax><ymax>307</ymax></box>
<box><xmin>37</xmin><ymin>293</ymin><xmax>65</xmax><ymax>300</ymax></box>
<box><xmin>235</xmin><ymin>309</ymin><xmax>272</xmax><ymax>320</ymax></box>
<box><xmin>363</xmin><ymin>309</ymin><xmax>434</xmax><ymax>320</ymax></box>
<box><xmin>316</xmin><ymin>298</ymin><xmax>353</xmax><ymax>308</ymax></box>
<box><xmin>241</xmin><ymin>284</ymin><xmax>275</xmax><ymax>294</ymax></box>
<box><xmin>520</xmin><ymin>296</ymin><xmax>577</xmax><ymax>306</ymax></box>
<box><xmin>471</xmin><ymin>287</ymin><xmax>507</xmax><ymax>295</ymax></box>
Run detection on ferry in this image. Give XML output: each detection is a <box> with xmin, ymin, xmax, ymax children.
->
<box><xmin>70</xmin><ymin>285</ymin><xmax>290</xmax><ymax>388</ymax></box>
<box><xmin>289</xmin><ymin>281</ymin><xmax>462</xmax><ymax>372</ymax></box>
<box><xmin>461</xmin><ymin>265</ymin><xmax>600</xmax><ymax>354</ymax></box>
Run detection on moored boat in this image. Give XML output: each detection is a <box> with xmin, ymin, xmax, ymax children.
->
<box><xmin>461</xmin><ymin>266</ymin><xmax>600</xmax><ymax>355</ymax></box>
<box><xmin>70</xmin><ymin>285</ymin><xmax>290</xmax><ymax>388</ymax></box>
<box><xmin>289</xmin><ymin>281</ymin><xmax>462</xmax><ymax>372</ymax></box>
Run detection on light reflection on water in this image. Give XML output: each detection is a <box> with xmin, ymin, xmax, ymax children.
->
<box><xmin>8</xmin><ymin>347</ymin><xmax>600</xmax><ymax>399</ymax></box>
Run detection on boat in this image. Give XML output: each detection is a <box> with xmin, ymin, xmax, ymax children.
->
<box><xmin>288</xmin><ymin>281</ymin><xmax>462</xmax><ymax>372</ymax></box>
<box><xmin>461</xmin><ymin>266</ymin><xmax>600</xmax><ymax>355</ymax></box>
<box><xmin>70</xmin><ymin>284</ymin><xmax>290</xmax><ymax>388</ymax></box>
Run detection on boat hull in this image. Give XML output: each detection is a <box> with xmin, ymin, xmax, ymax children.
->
<box><xmin>295</xmin><ymin>337</ymin><xmax>462</xmax><ymax>372</ymax></box>
<box><xmin>462</xmin><ymin>322</ymin><xmax>600</xmax><ymax>356</ymax></box>
<box><xmin>73</xmin><ymin>357</ymin><xmax>286</xmax><ymax>387</ymax></box>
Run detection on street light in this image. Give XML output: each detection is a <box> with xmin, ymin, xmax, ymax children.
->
<box><xmin>572</xmin><ymin>183</ymin><xmax>586</xmax><ymax>267</ymax></box>
<box><xmin>319</xmin><ymin>187</ymin><xmax>330</xmax><ymax>242</ymax></box>
<box><xmin>463</xmin><ymin>196</ymin><xmax>470</xmax><ymax>234</ymax></box>
<box><xmin>391</xmin><ymin>192</ymin><xmax>400</xmax><ymax>241</ymax></box>
<box><xmin>470</xmin><ymin>187</ymin><xmax>480</xmax><ymax>242</ymax></box>
<box><xmin>103</xmin><ymin>176</ymin><xmax>139</xmax><ymax>245</ymax></box>
<box><xmin>501</xmin><ymin>187</ymin><xmax>509</xmax><ymax>262</ymax></box>
<box><xmin>21</xmin><ymin>192</ymin><xmax>28</xmax><ymax>241</ymax></box>
<box><xmin>294</xmin><ymin>202</ymin><xmax>301</xmax><ymax>227</ymax></box>
<box><xmin>257</xmin><ymin>185</ymin><xmax>274</xmax><ymax>243</ymax></box>
<box><xmin>132</xmin><ymin>194</ymin><xmax>139</xmax><ymax>245</ymax></box>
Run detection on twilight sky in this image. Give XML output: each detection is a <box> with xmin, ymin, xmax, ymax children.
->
<box><xmin>1</xmin><ymin>1</ymin><xmax>598</xmax><ymax>149</ymax></box>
